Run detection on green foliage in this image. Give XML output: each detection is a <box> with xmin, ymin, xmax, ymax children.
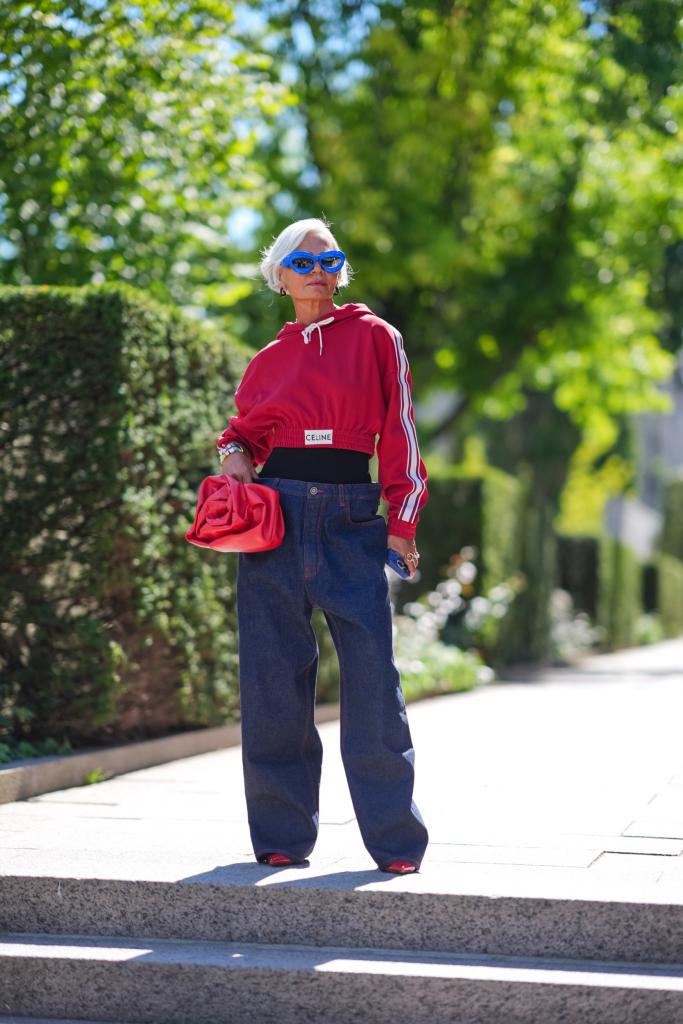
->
<box><xmin>84</xmin><ymin>767</ymin><xmax>115</xmax><ymax>785</ymax></box>
<box><xmin>461</xmin><ymin>575</ymin><xmax>528</xmax><ymax>662</ymax></box>
<box><xmin>548</xmin><ymin>589</ymin><xmax>603</xmax><ymax>665</ymax></box>
<box><xmin>0</xmin><ymin>733</ymin><xmax>72</xmax><ymax>766</ymax></box>
<box><xmin>556</xmin><ymin>534</ymin><xmax>599</xmax><ymax>618</ymax></box>
<box><xmin>0</xmin><ymin>284</ymin><xmax>246</xmax><ymax>749</ymax></box>
<box><xmin>390</xmin><ymin>573</ymin><xmax>494</xmax><ymax>699</ymax></box>
<box><xmin>634</xmin><ymin>612</ymin><xmax>666</xmax><ymax>647</ymax></box>
<box><xmin>654</xmin><ymin>478</ymin><xmax>683</xmax><ymax>637</ymax></box>
<box><xmin>657</xmin><ymin>553</ymin><xmax>683</xmax><ymax>637</ymax></box>
<box><xmin>390</xmin><ymin>460</ymin><xmax>565</xmax><ymax>666</ymax></box>
<box><xmin>240</xmin><ymin>0</ymin><xmax>679</xmax><ymax>472</ymax></box>
<box><xmin>660</xmin><ymin>477</ymin><xmax>683</xmax><ymax>560</ymax></box>
<box><xmin>311</xmin><ymin>572</ymin><xmax>491</xmax><ymax>707</ymax></box>
<box><xmin>402</xmin><ymin>461</ymin><xmax>525</xmax><ymax>606</ymax></box>
<box><xmin>557</xmin><ymin>423</ymin><xmax>634</xmax><ymax>536</ymax></box>
<box><xmin>597</xmin><ymin>535</ymin><xmax>643</xmax><ymax>650</ymax></box>
<box><xmin>0</xmin><ymin>1</ymin><xmax>293</xmax><ymax>316</ymax></box>
<box><xmin>393</xmin><ymin>621</ymin><xmax>490</xmax><ymax>702</ymax></box>
<box><xmin>410</xmin><ymin>461</ymin><xmax>562</xmax><ymax>666</ymax></box>
<box><xmin>497</xmin><ymin>482</ymin><xmax>559</xmax><ymax>665</ymax></box>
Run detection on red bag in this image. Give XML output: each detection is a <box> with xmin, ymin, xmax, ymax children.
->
<box><xmin>185</xmin><ymin>474</ymin><xmax>285</xmax><ymax>553</ymax></box>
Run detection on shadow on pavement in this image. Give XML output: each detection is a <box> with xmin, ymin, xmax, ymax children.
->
<box><xmin>181</xmin><ymin>863</ymin><xmax>399</xmax><ymax>888</ymax></box>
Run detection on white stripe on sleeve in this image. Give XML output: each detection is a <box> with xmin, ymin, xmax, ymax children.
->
<box><xmin>391</xmin><ymin>329</ymin><xmax>427</xmax><ymax>523</ymax></box>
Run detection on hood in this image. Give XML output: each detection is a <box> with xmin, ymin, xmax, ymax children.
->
<box><xmin>276</xmin><ymin>302</ymin><xmax>372</xmax><ymax>356</ymax></box>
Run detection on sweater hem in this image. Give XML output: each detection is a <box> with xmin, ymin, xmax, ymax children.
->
<box><xmin>271</xmin><ymin>427</ymin><xmax>376</xmax><ymax>456</ymax></box>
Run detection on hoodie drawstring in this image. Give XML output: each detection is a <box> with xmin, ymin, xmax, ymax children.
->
<box><xmin>302</xmin><ymin>315</ymin><xmax>336</xmax><ymax>356</ymax></box>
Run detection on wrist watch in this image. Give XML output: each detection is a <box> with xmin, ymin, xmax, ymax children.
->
<box><xmin>218</xmin><ymin>441</ymin><xmax>245</xmax><ymax>464</ymax></box>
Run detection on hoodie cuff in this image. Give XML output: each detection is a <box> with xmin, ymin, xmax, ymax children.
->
<box><xmin>386</xmin><ymin>517</ymin><xmax>417</xmax><ymax>540</ymax></box>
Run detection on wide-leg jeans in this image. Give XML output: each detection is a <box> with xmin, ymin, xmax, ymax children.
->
<box><xmin>235</xmin><ymin>476</ymin><xmax>429</xmax><ymax>870</ymax></box>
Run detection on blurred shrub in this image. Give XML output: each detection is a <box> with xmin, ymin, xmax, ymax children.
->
<box><xmin>660</xmin><ymin>477</ymin><xmax>683</xmax><ymax>561</ymax></box>
<box><xmin>391</xmin><ymin>602</ymin><xmax>493</xmax><ymax>701</ymax></box>
<box><xmin>392</xmin><ymin>464</ymin><xmax>556</xmax><ymax>667</ymax></box>
<box><xmin>634</xmin><ymin>612</ymin><xmax>666</xmax><ymax>646</ymax></box>
<box><xmin>556</xmin><ymin>535</ymin><xmax>599</xmax><ymax>619</ymax></box>
<box><xmin>657</xmin><ymin>553</ymin><xmax>683</xmax><ymax>637</ymax></box>
<box><xmin>496</xmin><ymin>482</ymin><xmax>557</xmax><ymax>666</ymax></box>
<box><xmin>597</xmin><ymin>535</ymin><xmax>643</xmax><ymax>650</ymax></box>
<box><xmin>391</xmin><ymin>465</ymin><xmax>524</xmax><ymax>609</ymax></box>
<box><xmin>389</xmin><ymin>569</ymin><xmax>494</xmax><ymax>700</ymax></box>
<box><xmin>436</xmin><ymin>554</ymin><xmax>526</xmax><ymax>666</ymax></box>
<box><xmin>548</xmin><ymin>588</ymin><xmax>603</xmax><ymax>664</ymax></box>
<box><xmin>655</xmin><ymin>476</ymin><xmax>683</xmax><ymax>638</ymax></box>
<box><xmin>312</xmin><ymin>570</ymin><xmax>493</xmax><ymax>706</ymax></box>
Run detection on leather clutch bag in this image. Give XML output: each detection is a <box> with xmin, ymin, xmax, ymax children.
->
<box><xmin>185</xmin><ymin>474</ymin><xmax>284</xmax><ymax>553</ymax></box>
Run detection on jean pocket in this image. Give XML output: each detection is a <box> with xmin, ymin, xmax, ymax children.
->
<box><xmin>344</xmin><ymin>498</ymin><xmax>383</xmax><ymax>527</ymax></box>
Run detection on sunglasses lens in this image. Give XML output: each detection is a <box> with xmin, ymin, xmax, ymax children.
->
<box><xmin>291</xmin><ymin>256</ymin><xmax>314</xmax><ymax>270</ymax></box>
<box><xmin>321</xmin><ymin>255</ymin><xmax>344</xmax><ymax>271</ymax></box>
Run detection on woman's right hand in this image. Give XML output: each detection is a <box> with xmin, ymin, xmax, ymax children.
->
<box><xmin>220</xmin><ymin>451</ymin><xmax>259</xmax><ymax>484</ymax></box>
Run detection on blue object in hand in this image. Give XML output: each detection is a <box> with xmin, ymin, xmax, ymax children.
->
<box><xmin>386</xmin><ymin>547</ymin><xmax>411</xmax><ymax>579</ymax></box>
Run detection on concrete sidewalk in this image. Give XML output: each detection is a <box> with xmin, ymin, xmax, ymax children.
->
<box><xmin>0</xmin><ymin>636</ymin><xmax>682</xmax><ymax>902</ymax></box>
<box><xmin>1</xmin><ymin>638</ymin><xmax>683</xmax><ymax>1023</ymax></box>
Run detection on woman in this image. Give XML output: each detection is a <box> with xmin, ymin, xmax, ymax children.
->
<box><xmin>217</xmin><ymin>216</ymin><xmax>429</xmax><ymax>874</ymax></box>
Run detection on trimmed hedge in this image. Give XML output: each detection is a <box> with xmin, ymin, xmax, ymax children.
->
<box><xmin>396</xmin><ymin>463</ymin><xmax>564</xmax><ymax>667</ymax></box>
<box><xmin>657</xmin><ymin>476</ymin><xmax>683</xmax><ymax>637</ymax></box>
<box><xmin>596</xmin><ymin>535</ymin><xmax>643</xmax><ymax>650</ymax></box>
<box><xmin>395</xmin><ymin>464</ymin><xmax>524</xmax><ymax>607</ymax></box>
<box><xmin>497</xmin><ymin>481</ymin><xmax>558</xmax><ymax>666</ymax></box>
<box><xmin>0</xmin><ymin>284</ymin><xmax>249</xmax><ymax>750</ymax></box>
<box><xmin>657</xmin><ymin>553</ymin><xmax>683</xmax><ymax>637</ymax></box>
<box><xmin>660</xmin><ymin>477</ymin><xmax>683</xmax><ymax>561</ymax></box>
<box><xmin>556</xmin><ymin>535</ymin><xmax>599</xmax><ymax>618</ymax></box>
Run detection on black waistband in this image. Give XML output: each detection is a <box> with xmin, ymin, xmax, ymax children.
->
<box><xmin>259</xmin><ymin>446</ymin><xmax>371</xmax><ymax>483</ymax></box>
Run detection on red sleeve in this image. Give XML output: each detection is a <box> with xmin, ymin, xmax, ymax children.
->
<box><xmin>375</xmin><ymin>325</ymin><xmax>428</xmax><ymax>539</ymax></box>
<box><xmin>216</xmin><ymin>357</ymin><xmax>274</xmax><ymax>467</ymax></box>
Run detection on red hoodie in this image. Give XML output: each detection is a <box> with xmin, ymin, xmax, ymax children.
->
<box><xmin>216</xmin><ymin>302</ymin><xmax>428</xmax><ymax>539</ymax></box>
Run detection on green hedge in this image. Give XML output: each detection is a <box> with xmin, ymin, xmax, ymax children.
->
<box><xmin>660</xmin><ymin>477</ymin><xmax>683</xmax><ymax>561</ymax></box>
<box><xmin>404</xmin><ymin>464</ymin><xmax>563</xmax><ymax>666</ymax></box>
<box><xmin>657</xmin><ymin>476</ymin><xmax>683</xmax><ymax>637</ymax></box>
<box><xmin>596</xmin><ymin>535</ymin><xmax>643</xmax><ymax>650</ymax></box>
<box><xmin>397</xmin><ymin>464</ymin><xmax>524</xmax><ymax>605</ymax></box>
<box><xmin>657</xmin><ymin>553</ymin><xmax>683</xmax><ymax>637</ymax></box>
<box><xmin>0</xmin><ymin>284</ymin><xmax>248</xmax><ymax>752</ymax></box>
<box><xmin>497</xmin><ymin>481</ymin><xmax>558</xmax><ymax>666</ymax></box>
<box><xmin>556</xmin><ymin>535</ymin><xmax>599</xmax><ymax>618</ymax></box>
<box><xmin>397</xmin><ymin>463</ymin><xmax>563</xmax><ymax>667</ymax></box>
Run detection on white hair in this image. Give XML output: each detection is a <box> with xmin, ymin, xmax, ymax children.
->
<box><xmin>259</xmin><ymin>216</ymin><xmax>354</xmax><ymax>293</ymax></box>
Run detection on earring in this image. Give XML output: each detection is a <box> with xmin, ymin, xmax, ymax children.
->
<box><xmin>334</xmin><ymin>285</ymin><xmax>340</xmax><ymax>295</ymax></box>
<box><xmin>279</xmin><ymin>286</ymin><xmax>286</xmax><ymax>296</ymax></box>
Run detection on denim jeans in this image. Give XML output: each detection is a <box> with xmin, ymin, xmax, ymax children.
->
<box><xmin>235</xmin><ymin>476</ymin><xmax>429</xmax><ymax>870</ymax></box>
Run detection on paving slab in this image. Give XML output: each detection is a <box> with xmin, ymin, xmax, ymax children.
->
<box><xmin>0</xmin><ymin>637</ymin><xmax>682</xmax><ymax>909</ymax></box>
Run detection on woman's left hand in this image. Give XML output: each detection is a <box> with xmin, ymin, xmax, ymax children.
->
<box><xmin>387</xmin><ymin>534</ymin><xmax>420</xmax><ymax>578</ymax></box>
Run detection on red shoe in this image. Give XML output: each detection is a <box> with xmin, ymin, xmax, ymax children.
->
<box><xmin>383</xmin><ymin>859</ymin><xmax>418</xmax><ymax>874</ymax></box>
<box><xmin>261</xmin><ymin>853</ymin><xmax>296</xmax><ymax>867</ymax></box>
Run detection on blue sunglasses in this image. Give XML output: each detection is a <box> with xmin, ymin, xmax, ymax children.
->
<box><xmin>280</xmin><ymin>249</ymin><xmax>346</xmax><ymax>274</ymax></box>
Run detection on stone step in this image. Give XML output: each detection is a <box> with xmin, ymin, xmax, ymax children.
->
<box><xmin>1</xmin><ymin>931</ymin><xmax>682</xmax><ymax>1024</ymax></box>
<box><xmin>0</xmin><ymin>1019</ymin><xmax>130</xmax><ymax>1024</ymax></box>
<box><xmin>1</xmin><ymin>873</ymin><xmax>683</xmax><ymax>964</ymax></box>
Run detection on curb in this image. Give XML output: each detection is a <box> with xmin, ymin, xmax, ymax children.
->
<box><xmin>0</xmin><ymin>702</ymin><xmax>341</xmax><ymax>806</ymax></box>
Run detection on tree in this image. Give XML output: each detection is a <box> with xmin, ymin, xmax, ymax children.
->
<box><xmin>0</xmin><ymin>0</ymin><xmax>293</xmax><ymax>311</ymax></box>
<box><xmin>236</xmin><ymin>0</ymin><xmax>681</xmax><ymax>471</ymax></box>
